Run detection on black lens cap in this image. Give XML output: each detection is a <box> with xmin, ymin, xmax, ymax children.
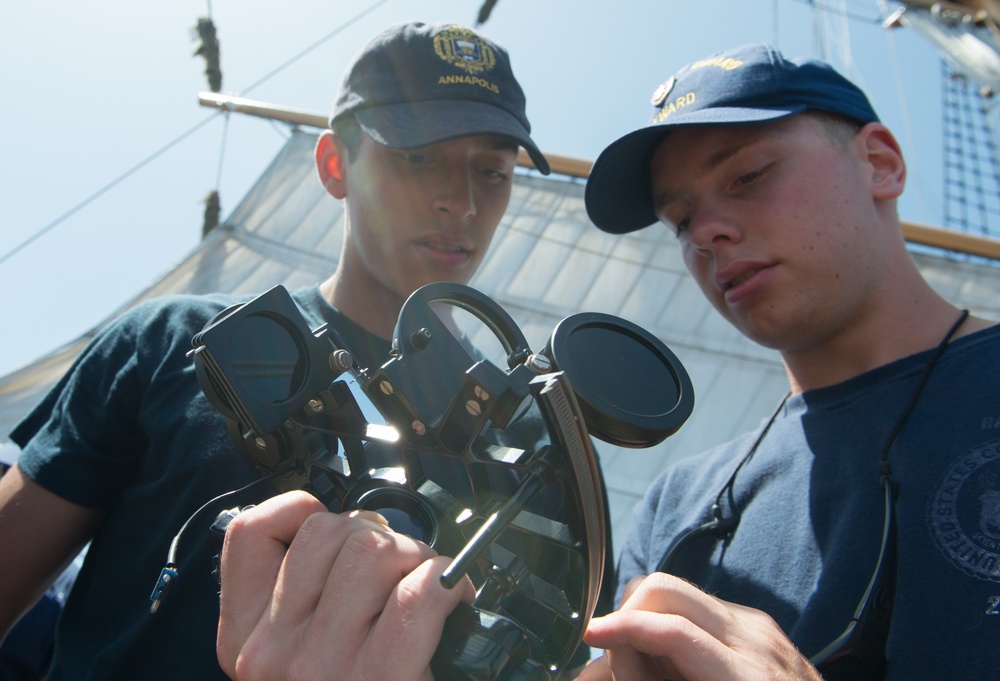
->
<box><xmin>543</xmin><ymin>313</ymin><xmax>694</xmax><ymax>448</ymax></box>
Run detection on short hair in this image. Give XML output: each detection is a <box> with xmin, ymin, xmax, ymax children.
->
<box><xmin>331</xmin><ymin>115</ymin><xmax>362</xmax><ymax>161</ymax></box>
<box><xmin>805</xmin><ymin>110</ymin><xmax>863</xmax><ymax>149</ymax></box>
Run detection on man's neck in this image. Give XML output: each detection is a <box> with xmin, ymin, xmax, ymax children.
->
<box><xmin>319</xmin><ymin>270</ymin><xmax>399</xmax><ymax>341</ymax></box>
<box><xmin>782</xmin><ymin>291</ymin><xmax>990</xmax><ymax>395</ymax></box>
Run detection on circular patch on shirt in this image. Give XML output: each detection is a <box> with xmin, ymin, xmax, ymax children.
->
<box><xmin>928</xmin><ymin>439</ymin><xmax>1000</xmax><ymax>582</ymax></box>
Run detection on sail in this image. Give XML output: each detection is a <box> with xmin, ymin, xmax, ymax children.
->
<box><xmin>3</xmin><ymin>125</ymin><xmax>1000</xmax><ymax>550</ymax></box>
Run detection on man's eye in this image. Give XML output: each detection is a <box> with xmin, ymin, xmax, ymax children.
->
<box><xmin>480</xmin><ymin>167</ymin><xmax>509</xmax><ymax>182</ymax></box>
<box><xmin>398</xmin><ymin>152</ymin><xmax>428</xmax><ymax>164</ymax></box>
<box><xmin>735</xmin><ymin>164</ymin><xmax>771</xmax><ymax>187</ymax></box>
<box><xmin>655</xmin><ymin>203</ymin><xmax>688</xmax><ymax>236</ymax></box>
<box><xmin>661</xmin><ymin>214</ymin><xmax>689</xmax><ymax>237</ymax></box>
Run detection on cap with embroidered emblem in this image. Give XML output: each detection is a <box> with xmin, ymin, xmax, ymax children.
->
<box><xmin>585</xmin><ymin>43</ymin><xmax>879</xmax><ymax>233</ymax></box>
<box><xmin>330</xmin><ymin>21</ymin><xmax>550</xmax><ymax>175</ymax></box>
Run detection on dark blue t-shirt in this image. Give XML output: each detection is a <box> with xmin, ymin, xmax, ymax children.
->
<box><xmin>617</xmin><ymin>323</ymin><xmax>1000</xmax><ymax>679</ymax></box>
<box><xmin>12</xmin><ymin>286</ymin><xmax>390</xmax><ymax>681</ymax></box>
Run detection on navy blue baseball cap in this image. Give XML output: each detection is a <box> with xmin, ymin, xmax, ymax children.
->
<box><xmin>331</xmin><ymin>21</ymin><xmax>550</xmax><ymax>175</ymax></box>
<box><xmin>585</xmin><ymin>43</ymin><xmax>879</xmax><ymax>233</ymax></box>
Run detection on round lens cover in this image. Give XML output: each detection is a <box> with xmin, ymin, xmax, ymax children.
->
<box><xmin>543</xmin><ymin>312</ymin><xmax>694</xmax><ymax>447</ymax></box>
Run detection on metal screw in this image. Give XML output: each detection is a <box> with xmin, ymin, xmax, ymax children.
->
<box><xmin>411</xmin><ymin>420</ymin><xmax>426</xmax><ymax>436</ymax></box>
<box><xmin>525</xmin><ymin>353</ymin><xmax>552</xmax><ymax>373</ymax></box>
<box><xmin>410</xmin><ymin>328</ymin><xmax>432</xmax><ymax>350</ymax></box>
<box><xmin>307</xmin><ymin>399</ymin><xmax>324</xmax><ymax>413</ymax></box>
<box><xmin>254</xmin><ymin>437</ymin><xmax>268</xmax><ymax>451</ymax></box>
<box><xmin>466</xmin><ymin>399</ymin><xmax>483</xmax><ymax>416</ymax></box>
<box><xmin>380</xmin><ymin>380</ymin><xmax>394</xmax><ymax>395</ymax></box>
<box><xmin>329</xmin><ymin>348</ymin><xmax>353</xmax><ymax>373</ymax></box>
<box><xmin>474</xmin><ymin>386</ymin><xmax>490</xmax><ymax>401</ymax></box>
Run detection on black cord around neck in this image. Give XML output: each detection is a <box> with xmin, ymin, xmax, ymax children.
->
<box><xmin>655</xmin><ymin>391</ymin><xmax>789</xmax><ymax>573</ymax></box>
<box><xmin>715</xmin><ymin>391</ymin><xmax>790</xmax><ymax>524</ymax></box>
<box><xmin>656</xmin><ymin>308</ymin><xmax>970</xmax><ymax>575</ymax></box>
<box><xmin>879</xmin><ymin>308</ymin><xmax>969</xmax><ymax>481</ymax></box>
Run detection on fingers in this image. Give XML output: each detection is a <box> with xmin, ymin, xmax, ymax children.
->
<box><xmin>610</xmin><ymin>573</ymin><xmax>740</xmax><ymax>643</ymax></box>
<box><xmin>217</xmin><ymin>490</ymin><xmax>474</xmax><ymax>681</ymax></box>
<box><xmin>262</xmin><ymin>526</ymin><xmax>443</xmax><ymax>681</ymax></box>
<box><xmin>583</xmin><ymin>572</ymin><xmax>822</xmax><ymax>681</ymax></box>
<box><xmin>572</xmin><ymin>654</ymin><xmax>612</xmax><ymax>681</ymax></box>
<box><xmin>586</xmin><ymin>573</ymin><xmax>725</xmax><ymax>646</ymax></box>
<box><xmin>218</xmin><ymin>491</ymin><xmax>406</xmax><ymax>678</ymax></box>
<box><xmin>303</xmin><ymin>518</ymin><xmax>438</xmax><ymax>654</ymax></box>
<box><xmin>217</xmin><ymin>490</ymin><xmax>327</xmax><ymax>676</ymax></box>
<box><xmin>365</xmin><ymin>555</ymin><xmax>477</xmax><ymax>679</ymax></box>
<box><xmin>572</xmin><ymin>652</ymin><xmax>662</xmax><ymax>681</ymax></box>
<box><xmin>270</xmin><ymin>508</ymin><xmax>399</xmax><ymax>629</ymax></box>
<box><xmin>618</xmin><ymin>574</ymin><xmax>645</xmax><ymax>606</ymax></box>
<box><xmin>589</xmin><ymin>608</ymin><xmax>731</xmax><ymax>680</ymax></box>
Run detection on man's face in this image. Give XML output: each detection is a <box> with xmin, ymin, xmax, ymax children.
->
<box><xmin>340</xmin><ymin>133</ymin><xmax>517</xmax><ymax>310</ymax></box>
<box><xmin>649</xmin><ymin>115</ymin><xmax>885</xmax><ymax>352</ymax></box>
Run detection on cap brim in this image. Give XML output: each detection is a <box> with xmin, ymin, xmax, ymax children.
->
<box><xmin>585</xmin><ymin>106</ymin><xmax>803</xmax><ymax>234</ymax></box>
<box><xmin>586</xmin><ymin>126</ymin><xmax>672</xmax><ymax>234</ymax></box>
<box><xmin>355</xmin><ymin>100</ymin><xmax>551</xmax><ymax>175</ymax></box>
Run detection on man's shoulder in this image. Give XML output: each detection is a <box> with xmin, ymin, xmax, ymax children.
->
<box><xmin>67</xmin><ymin>292</ymin><xmax>260</xmax><ymax>373</ymax></box>
<box><xmin>642</xmin><ymin>433</ymin><xmax>758</xmax><ymax>507</ymax></box>
<box><xmin>126</xmin><ymin>291</ymin><xmax>251</xmax><ymax>323</ymax></box>
<box><xmin>132</xmin><ymin>285</ymin><xmax>324</xmax><ymax>326</ymax></box>
<box><xmin>89</xmin><ymin>293</ymin><xmax>227</xmax><ymax>335</ymax></box>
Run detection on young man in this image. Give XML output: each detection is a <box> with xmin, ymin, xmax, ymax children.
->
<box><xmin>0</xmin><ymin>21</ymin><xmax>549</xmax><ymax>680</ymax></box>
<box><xmin>577</xmin><ymin>43</ymin><xmax>999</xmax><ymax>680</ymax></box>
<box><xmin>213</xmin><ymin>43</ymin><xmax>1000</xmax><ymax>681</ymax></box>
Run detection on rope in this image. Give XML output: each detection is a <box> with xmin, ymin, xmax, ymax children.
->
<box><xmin>879</xmin><ymin>0</ymin><xmax>930</xmax><ymax>222</ymax></box>
<box><xmin>0</xmin><ymin>0</ymin><xmax>394</xmax><ymax>268</ymax></box>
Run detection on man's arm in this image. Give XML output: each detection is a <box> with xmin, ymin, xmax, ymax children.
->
<box><xmin>0</xmin><ymin>465</ymin><xmax>102</xmax><ymax>641</ymax></box>
<box><xmin>577</xmin><ymin>573</ymin><xmax>824</xmax><ymax>681</ymax></box>
<box><xmin>216</xmin><ymin>490</ymin><xmax>476</xmax><ymax>681</ymax></box>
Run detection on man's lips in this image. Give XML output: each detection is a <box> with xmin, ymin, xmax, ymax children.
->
<box><xmin>415</xmin><ymin>238</ymin><xmax>473</xmax><ymax>267</ymax></box>
<box><xmin>716</xmin><ymin>262</ymin><xmax>774</xmax><ymax>302</ymax></box>
<box><xmin>418</xmin><ymin>240</ymin><xmax>469</xmax><ymax>253</ymax></box>
<box><xmin>728</xmin><ymin>267</ymin><xmax>761</xmax><ymax>289</ymax></box>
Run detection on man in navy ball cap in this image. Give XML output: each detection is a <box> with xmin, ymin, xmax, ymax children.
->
<box><xmin>331</xmin><ymin>21</ymin><xmax>550</xmax><ymax>174</ymax></box>
<box><xmin>0</xmin><ymin>20</ymin><xmax>556</xmax><ymax>681</ymax></box>
<box><xmin>577</xmin><ymin>44</ymin><xmax>998</xmax><ymax>681</ymax></box>
<box><xmin>585</xmin><ymin>43</ymin><xmax>877</xmax><ymax>233</ymax></box>
<box><xmin>202</xmin><ymin>40</ymin><xmax>1000</xmax><ymax>681</ymax></box>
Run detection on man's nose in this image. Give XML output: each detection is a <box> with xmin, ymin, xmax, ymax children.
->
<box><xmin>688</xmin><ymin>206</ymin><xmax>742</xmax><ymax>252</ymax></box>
<box><xmin>432</xmin><ymin>164</ymin><xmax>477</xmax><ymax>221</ymax></box>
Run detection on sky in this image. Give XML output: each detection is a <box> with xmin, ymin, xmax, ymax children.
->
<box><xmin>0</xmin><ymin>0</ymin><xmax>946</xmax><ymax>379</ymax></box>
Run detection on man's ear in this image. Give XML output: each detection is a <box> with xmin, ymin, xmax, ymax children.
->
<box><xmin>858</xmin><ymin>122</ymin><xmax>906</xmax><ymax>201</ymax></box>
<box><xmin>316</xmin><ymin>131</ymin><xmax>347</xmax><ymax>199</ymax></box>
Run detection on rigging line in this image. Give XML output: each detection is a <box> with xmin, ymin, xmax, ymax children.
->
<box><xmin>215</xmin><ymin>112</ymin><xmax>231</xmax><ymax>191</ymax></box>
<box><xmin>227</xmin><ymin>227</ymin><xmax>339</xmax><ymax>265</ymax></box>
<box><xmin>0</xmin><ymin>0</ymin><xmax>391</xmax><ymax>270</ymax></box>
<box><xmin>880</xmin><ymin>0</ymin><xmax>928</xmax><ymax>222</ymax></box>
<box><xmin>785</xmin><ymin>0</ymin><xmax>882</xmax><ymax>24</ymax></box>
<box><xmin>207</xmin><ymin>0</ymin><xmax>390</xmax><ymax>211</ymax></box>
<box><xmin>0</xmin><ymin>112</ymin><xmax>222</xmax><ymax>269</ymax></box>
<box><xmin>773</xmin><ymin>0</ymin><xmax>780</xmax><ymax>46</ymax></box>
<box><xmin>237</xmin><ymin>0</ymin><xmax>393</xmax><ymax>97</ymax></box>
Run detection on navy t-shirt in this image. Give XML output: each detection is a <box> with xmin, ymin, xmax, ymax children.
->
<box><xmin>12</xmin><ymin>286</ymin><xmax>390</xmax><ymax>681</ymax></box>
<box><xmin>617</xmin><ymin>323</ymin><xmax>1000</xmax><ymax>679</ymax></box>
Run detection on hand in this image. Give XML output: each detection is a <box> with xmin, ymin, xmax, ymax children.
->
<box><xmin>577</xmin><ymin>573</ymin><xmax>823</xmax><ymax>681</ymax></box>
<box><xmin>216</xmin><ymin>490</ymin><xmax>475</xmax><ymax>681</ymax></box>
